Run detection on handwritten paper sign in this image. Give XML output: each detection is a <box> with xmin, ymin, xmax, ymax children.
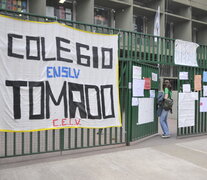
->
<box><xmin>183</xmin><ymin>84</ymin><xmax>191</xmax><ymax>93</ymax></box>
<box><xmin>133</xmin><ymin>66</ymin><xmax>142</xmax><ymax>79</ymax></box>
<box><xmin>133</xmin><ymin>79</ymin><xmax>145</xmax><ymax>97</ymax></box>
<box><xmin>203</xmin><ymin>71</ymin><xmax>207</xmax><ymax>82</ymax></box>
<box><xmin>144</xmin><ymin>78</ymin><xmax>151</xmax><ymax>90</ymax></box>
<box><xmin>138</xmin><ymin>98</ymin><xmax>154</xmax><ymax>125</ymax></box>
<box><xmin>191</xmin><ymin>92</ymin><xmax>198</xmax><ymax>100</ymax></box>
<box><xmin>200</xmin><ymin>97</ymin><xmax>207</xmax><ymax>112</ymax></box>
<box><xmin>150</xmin><ymin>90</ymin><xmax>155</xmax><ymax>98</ymax></box>
<box><xmin>203</xmin><ymin>86</ymin><xmax>207</xmax><ymax>97</ymax></box>
<box><xmin>132</xmin><ymin>97</ymin><xmax>139</xmax><ymax>106</ymax></box>
<box><xmin>179</xmin><ymin>72</ymin><xmax>188</xmax><ymax>80</ymax></box>
<box><xmin>194</xmin><ymin>75</ymin><xmax>202</xmax><ymax>91</ymax></box>
<box><xmin>178</xmin><ymin>93</ymin><xmax>195</xmax><ymax>128</ymax></box>
<box><xmin>152</xmin><ymin>73</ymin><xmax>158</xmax><ymax>81</ymax></box>
<box><xmin>174</xmin><ymin>39</ymin><xmax>199</xmax><ymax>67</ymax></box>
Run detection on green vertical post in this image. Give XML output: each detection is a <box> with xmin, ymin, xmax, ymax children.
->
<box><xmin>5</xmin><ymin>132</ymin><xmax>7</xmax><ymax>157</ymax></box>
<box><xmin>60</xmin><ymin>129</ymin><xmax>64</xmax><ymax>151</ymax></box>
<box><xmin>110</xmin><ymin>128</ymin><xmax>112</xmax><ymax>144</ymax></box>
<box><xmin>22</xmin><ymin>132</ymin><xmax>24</xmax><ymax>155</ymax></box>
<box><xmin>37</xmin><ymin>131</ymin><xmax>40</xmax><ymax>153</ymax></box>
<box><xmin>75</xmin><ymin>129</ymin><xmax>78</xmax><ymax>148</ymax></box>
<box><xmin>126</xmin><ymin>60</ymin><xmax>132</xmax><ymax>146</ymax></box>
<box><xmin>68</xmin><ymin>129</ymin><xmax>71</xmax><ymax>149</ymax></box>
<box><xmin>52</xmin><ymin>129</ymin><xmax>55</xmax><ymax>151</ymax></box>
<box><xmin>30</xmin><ymin>132</ymin><xmax>33</xmax><ymax>154</ymax></box>
<box><xmin>81</xmin><ymin>129</ymin><xmax>84</xmax><ymax>148</ymax></box>
<box><xmin>147</xmin><ymin>36</ymin><xmax>150</xmax><ymax>61</ymax></box>
<box><xmin>45</xmin><ymin>130</ymin><xmax>48</xmax><ymax>152</ymax></box>
<box><xmin>177</xmin><ymin>66</ymin><xmax>180</xmax><ymax>137</ymax></box>
<box><xmin>13</xmin><ymin>132</ymin><xmax>16</xmax><ymax>156</ymax></box>
<box><xmin>87</xmin><ymin>129</ymin><xmax>90</xmax><ymax>147</ymax></box>
<box><xmin>104</xmin><ymin>128</ymin><xmax>107</xmax><ymax>144</ymax></box>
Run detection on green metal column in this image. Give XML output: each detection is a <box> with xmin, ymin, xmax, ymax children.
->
<box><xmin>126</xmin><ymin>60</ymin><xmax>132</xmax><ymax>146</ymax></box>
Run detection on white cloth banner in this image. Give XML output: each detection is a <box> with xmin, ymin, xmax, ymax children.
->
<box><xmin>0</xmin><ymin>15</ymin><xmax>121</xmax><ymax>132</ymax></box>
<box><xmin>174</xmin><ymin>39</ymin><xmax>199</xmax><ymax>67</ymax></box>
<box><xmin>178</xmin><ymin>93</ymin><xmax>195</xmax><ymax>128</ymax></box>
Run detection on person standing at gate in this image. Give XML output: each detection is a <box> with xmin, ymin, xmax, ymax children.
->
<box><xmin>160</xmin><ymin>80</ymin><xmax>172</xmax><ymax>138</ymax></box>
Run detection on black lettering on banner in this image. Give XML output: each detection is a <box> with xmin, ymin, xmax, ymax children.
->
<box><xmin>68</xmin><ymin>82</ymin><xmax>86</xmax><ymax>118</ymax></box>
<box><xmin>92</xmin><ymin>46</ymin><xmax>98</xmax><ymax>68</ymax></box>
<box><xmin>76</xmin><ymin>42</ymin><xmax>90</xmax><ymax>67</ymax></box>
<box><xmin>101</xmin><ymin>85</ymin><xmax>115</xmax><ymax>119</ymax></box>
<box><xmin>46</xmin><ymin>81</ymin><xmax>68</xmax><ymax>118</ymax></box>
<box><xmin>8</xmin><ymin>34</ymin><xmax>24</xmax><ymax>59</ymax></box>
<box><xmin>26</xmin><ymin>36</ymin><xmax>40</xmax><ymax>60</ymax></box>
<box><xmin>102</xmin><ymin>48</ymin><xmax>113</xmax><ymax>69</ymax></box>
<box><xmin>56</xmin><ymin>37</ymin><xmax>73</xmax><ymax>63</ymax></box>
<box><xmin>29</xmin><ymin>82</ymin><xmax>44</xmax><ymax>119</ymax></box>
<box><xmin>85</xmin><ymin>85</ymin><xmax>101</xmax><ymax>119</ymax></box>
<box><xmin>41</xmin><ymin>37</ymin><xmax>56</xmax><ymax>61</ymax></box>
<box><xmin>5</xmin><ymin>80</ymin><xmax>27</xmax><ymax>119</ymax></box>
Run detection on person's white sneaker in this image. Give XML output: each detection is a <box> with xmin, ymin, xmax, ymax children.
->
<box><xmin>161</xmin><ymin>134</ymin><xmax>170</xmax><ymax>138</ymax></box>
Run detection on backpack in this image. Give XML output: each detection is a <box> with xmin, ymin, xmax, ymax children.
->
<box><xmin>163</xmin><ymin>98</ymin><xmax>173</xmax><ymax>111</ymax></box>
<box><xmin>157</xmin><ymin>92</ymin><xmax>164</xmax><ymax>106</ymax></box>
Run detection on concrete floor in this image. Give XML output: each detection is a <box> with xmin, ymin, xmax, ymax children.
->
<box><xmin>1</xmin><ymin>119</ymin><xmax>207</xmax><ymax>180</ymax></box>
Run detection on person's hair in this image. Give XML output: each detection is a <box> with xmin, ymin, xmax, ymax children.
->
<box><xmin>163</xmin><ymin>80</ymin><xmax>172</xmax><ymax>91</ymax></box>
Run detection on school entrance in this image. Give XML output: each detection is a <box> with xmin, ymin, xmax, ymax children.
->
<box><xmin>0</xmin><ymin>9</ymin><xmax>207</xmax><ymax>159</ymax></box>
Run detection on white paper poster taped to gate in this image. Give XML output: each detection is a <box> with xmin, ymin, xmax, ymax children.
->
<box><xmin>203</xmin><ymin>86</ymin><xmax>207</xmax><ymax>96</ymax></box>
<box><xmin>200</xmin><ymin>97</ymin><xmax>207</xmax><ymax>112</ymax></box>
<box><xmin>138</xmin><ymin>98</ymin><xmax>154</xmax><ymax>125</ymax></box>
<box><xmin>175</xmin><ymin>39</ymin><xmax>199</xmax><ymax>67</ymax></box>
<box><xmin>133</xmin><ymin>79</ymin><xmax>145</xmax><ymax>97</ymax></box>
<box><xmin>133</xmin><ymin>66</ymin><xmax>142</xmax><ymax>79</ymax></box>
<box><xmin>178</xmin><ymin>93</ymin><xmax>195</xmax><ymax>128</ymax></box>
<box><xmin>0</xmin><ymin>15</ymin><xmax>121</xmax><ymax>132</ymax></box>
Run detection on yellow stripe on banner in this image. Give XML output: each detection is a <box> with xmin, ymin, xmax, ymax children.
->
<box><xmin>0</xmin><ymin>14</ymin><xmax>118</xmax><ymax>36</ymax></box>
<box><xmin>116</xmin><ymin>56</ymin><xmax>122</xmax><ymax>127</ymax></box>
<box><xmin>0</xmin><ymin>123</ymin><xmax>122</xmax><ymax>133</ymax></box>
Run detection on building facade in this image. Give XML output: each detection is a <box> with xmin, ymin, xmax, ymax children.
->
<box><xmin>0</xmin><ymin>0</ymin><xmax>206</xmax><ymax>89</ymax></box>
<box><xmin>1</xmin><ymin>0</ymin><xmax>207</xmax><ymax>43</ymax></box>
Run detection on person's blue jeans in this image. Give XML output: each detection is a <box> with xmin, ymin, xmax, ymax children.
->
<box><xmin>160</xmin><ymin>109</ymin><xmax>170</xmax><ymax>135</ymax></box>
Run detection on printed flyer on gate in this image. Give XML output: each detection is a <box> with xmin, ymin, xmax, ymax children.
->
<box><xmin>0</xmin><ymin>15</ymin><xmax>121</xmax><ymax>132</ymax></box>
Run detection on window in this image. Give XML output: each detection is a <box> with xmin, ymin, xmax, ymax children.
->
<box><xmin>0</xmin><ymin>0</ymin><xmax>27</xmax><ymax>12</ymax></box>
<box><xmin>133</xmin><ymin>15</ymin><xmax>146</xmax><ymax>33</ymax></box>
<box><xmin>192</xmin><ymin>27</ymin><xmax>198</xmax><ymax>43</ymax></box>
<box><xmin>165</xmin><ymin>22</ymin><xmax>174</xmax><ymax>38</ymax></box>
<box><xmin>46</xmin><ymin>0</ymin><xmax>73</xmax><ymax>20</ymax></box>
<box><xmin>94</xmin><ymin>7</ymin><xmax>111</xmax><ymax>27</ymax></box>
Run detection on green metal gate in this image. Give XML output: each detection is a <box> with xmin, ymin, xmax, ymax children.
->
<box><xmin>130</xmin><ymin>63</ymin><xmax>159</xmax><ymax>141</ymax></box>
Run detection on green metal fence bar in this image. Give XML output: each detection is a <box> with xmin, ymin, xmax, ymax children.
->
<box><xmin>45</xmin><ymin>131</ymin><xmax>48</xmax><ymax>152</ymax></box>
